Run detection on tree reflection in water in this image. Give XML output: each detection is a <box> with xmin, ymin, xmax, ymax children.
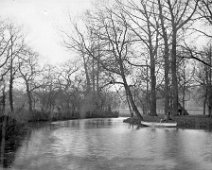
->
<box><xmin>0</xmin><ymin>116</ymin><xmax>28</xmax><ymax>168</ymax></box>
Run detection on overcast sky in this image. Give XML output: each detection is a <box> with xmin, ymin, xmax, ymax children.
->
<box><xmin>0</xmin><ymin>0</ymin><xmax>92</xmax><ymax>64</ymax></box>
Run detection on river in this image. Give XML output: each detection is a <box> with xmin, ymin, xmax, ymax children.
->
<box><xmin>2</xmin><ymin>117</ymin><xmax>212</xmax><ymax>170</ymax></box>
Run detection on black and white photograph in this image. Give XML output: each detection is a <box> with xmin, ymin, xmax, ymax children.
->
<box><xmin>0</xmin><ymin>0</ymin><xmax>212</xmax><ymax>169</ymax></box>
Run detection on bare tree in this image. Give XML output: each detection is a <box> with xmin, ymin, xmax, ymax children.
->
<box><xmin>56</xmin><ymin>60</ymin><xmax>80</xmax><ymax>114</ymax></box>
<box><xmin>163</xmin><ymin>0</ymin><xmax>199</xmax><ymax>115</ymax></box>
<box><xmin>6</xmin><ymin>24</ymin><xmax>25</xmax><ymax>113</ymax></box>
<box><xmin>0</xmin><ymin>22</ymin><xmax>11</xmax><ymax>117</ymax></box>
<box><xmin>157</xmin><ymin>0</ymin><xmax>171</xmax><ymax>116</ymax></box>
<box><xmin>18</xmin><ymin>49</ymin><xmax>41</xmax><ymax>113</ymax></box>
<box><xmin>38</xmin><ymin>65</ymin><xmax>59</xmax><ymax>116</ymax></box>
<box><xmin>84</xmin><ymin>7</ymin><xmax>143</xmax><ymax>119</ymax></box>
<box><xmin>120</xmin><ymin>0</ymin><xmax>160</xmax><ymax>116</ymax></box>
<box><xmin>197</xmin><ymin>0</ymin><xmax>212</xmax><ymax>38</ymax></box>
<box><xmin>64</xmin><ymin>7</ymin><xmax>143</xmax><ymax>119</ymax></box>
<box><xmin>195</xmin><ymin>45</ymin><xmax>212</xmax><ymax>116</ymax></box>
<box><xmin>0</xmin><ymin>23</ymin><xmax>11</xmax><ymax>82</ymax></box>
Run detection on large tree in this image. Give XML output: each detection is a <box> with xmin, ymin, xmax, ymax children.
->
<box><xmin>163</xmin><ymin>0</ymin><xmax>199</xmax><ymax>115</ymax></box>
<box><xmin>6</xmin><ymin>24</ymin><xmax>25</xmax><ymax>113</ymax></box>
<box><xmin>120</xmin><ymin>0</ymin><xmax>160</xmax><ymax>116</ymax></box>
<box><xmin>84</xmin><ymin>7</ymin><xmax>143</xmax><ymax>119</ymax></box>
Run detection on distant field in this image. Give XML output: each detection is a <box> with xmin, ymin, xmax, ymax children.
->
<box><xmin>118</xmin><ymin>106</ymin><xmax>205</xmax><ymax>116</ymax></box>
<box><xmin>117</xmin><ymin>109</ymin><xmax>131</xmax><ymax>117</ymax></box>
<box><xmin>187</xmin><ymin>108</ymin><xmax>203</xmax><ymax>115</ymax></box>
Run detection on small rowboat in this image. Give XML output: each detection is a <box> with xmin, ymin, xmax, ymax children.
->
<box><xmin>141</xmin><ymin>121</ymin><xmax>177</xmax><ymax>127</ymax></box>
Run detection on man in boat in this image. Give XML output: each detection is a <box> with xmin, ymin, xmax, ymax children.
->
<box><xmin>160</xmin><ymin>112</ymin><xmax>173</xmax><ymax>122</ymax></box>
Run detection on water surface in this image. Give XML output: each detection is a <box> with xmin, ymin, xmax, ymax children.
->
<box><xmin>3</xmin><ymin>117</ymin><xmax>212</xmax><ymax>170</ymax></box>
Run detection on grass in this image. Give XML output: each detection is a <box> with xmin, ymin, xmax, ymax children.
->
<box><xmin>123</xmin><ymin>114</ymin><xmax>212</xmax><ymax>130</ymax></box>
<box><xmin>174</xmin><ymin>115</ymin><xmax>212</xmax><ymax>129</ymax></box>
<box><xmin>9</xmin><ymin>109</ymin><xmax>119</xmax><ymax>122</ymax></box>
<box><xmin>4</xmin><ymin>107</ymin><xmax>119</xmax><ymax>123</ymax></box>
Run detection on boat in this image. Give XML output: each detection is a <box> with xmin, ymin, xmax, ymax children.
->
<box><xmin>141</xmin><ymin>121</ymin><xmax>177</xmax><ymax>127</ymax></box>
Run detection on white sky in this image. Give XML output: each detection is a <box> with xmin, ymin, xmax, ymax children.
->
<box><xmin>0</xmin><ymin>0</ymin><xmax>210</xmax><ymax>65</ymax></box>
<box><xmin>0</xmin><ymin>0</ymin><xmax>92</xmax><ymax>64</ymax></box>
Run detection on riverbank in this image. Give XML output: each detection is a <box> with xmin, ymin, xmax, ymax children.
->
<box><xmin>0</xmin><ymin>111</ymin><xmax>119</xmax><ymax>141</ymax></box>
<box><xmin>123</xmin><ymin>115</ymin><xmax>212</xmax><ymax>129</ymax></box>
<box><xmin>1</xmin><ymin>110</ymin><xmax>119</xmax><ymax>123</ymax></box>
<box><xmin>28</xmin><ymin>110</ymin><xmax>119</xmax><ymax>122</ymax></box>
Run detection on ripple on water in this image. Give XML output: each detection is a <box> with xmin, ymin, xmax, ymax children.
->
<box><xmin>4</xmin><ymin>118</ymin><xmax>212</xmax><ymax>170</ymax></box>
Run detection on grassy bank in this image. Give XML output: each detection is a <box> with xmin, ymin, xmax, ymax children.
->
<box><xmin>123</xmin><ymin>115</ymin><xmax>212</xmax><ymax>130</ymax></box>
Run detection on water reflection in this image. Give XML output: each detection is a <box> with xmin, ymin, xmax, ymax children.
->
<box><xmin>2</xmin><ymin>118</ymin><xmax>212</xmax><ymax>170</ymax></box>
<box><xmin>0</xmin><ymin>116</ymin><xmax>28</xmax><ymax>168</ymax></box>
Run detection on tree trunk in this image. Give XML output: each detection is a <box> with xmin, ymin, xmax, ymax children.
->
<box><xmin>125</xmin><ymin>83</ymin><xmax>142</xmax><ymax>119</ymax></box>
<box><xmin>119</xmin><ymin>59</ymin><xmax>143</xmax><ymax>120</ymax></box>
<box><xmin>149</xmin><ymin>55</ymin><xmax>157</xmax><ymax>116</ymax></box>
<box><xmin>146</xmin><ymin>11</ymin><xmax>157</xmax><ymax>116</ymax></box>
<box><xmin>92</xmin><ymin>56</ymin><xmax>95</xmax><ymax>92</ymax></box>
<box><xmin>208</xmin><ymin>46</ymin><xmax>212</xmax><ymax>117</ymax></box>
<box><xmin>203</xmin><ymin>91</ymin><xmax>207</xmax><ymax>115</ymax></box>
<box><xmin>0</xmin><ymin>86</ymin><xmax>6</xmax><ymax>166</ymax></box>
<box><xmin>82</xmin><ymin>54</ymin><xmax>91</xmax><ymax>93</ymax></box>
<box><xmin>208</xmin><ymin>104</ymin><xmax>212</xmax><ymax>117</ymax></box>
<box><xmin>9</xmin><ymin>71</ymin><xmax>14</xmax><ymax>113</ymax></box>
<box><xmin>126</xmin><ymin>94</ymin><xmax>133</xmax><ymax>117</ymax></box>
<box><xmin>0</xmin><ymin>116</ymin><xmax>6</xmax><ymax>166</ymax></box>
<box><xmin>146</xmin><ymin>62</ymin><xmax>150</xmax><ymax>114</ymax></box>
<box><xmin>96</xmin><ymin>55</ymin><xmax>100</xmax><ymax>93</ymax></box>
<box><xmin>158</xmin><ymin>0</ymin><xmax>170</xmax><ymax>116</ymax></box>
<box><xmin>26</xmin><ymin>84</ymin><xmax>33</xmax><ymax>113</ymax></box>
<box><xmin>0</xmin><ymin>85</ymin><xmax>6</xmax><ymax>116</ymax></box>
<box><xmin>9</xmin><ymin>37</ymin><xmax>14</xmax><ymax>113</ymax></box>
<box><xmin>164</xmin><ymin>52</ymin><xmax>170</xmax><ymax>116</ymax></box>
<box><xmin>171</xmin><ymin>31</ymin><xmax>178</xmax><ymax>115</ymax></box>
<box><xmin>182</xmin><ymin>83</ymin><xmax>186</xmax><ymax>109</ymax></box>
<box><xmin>182</xmin><ymin>60</ymin><xmax>186</xmax><ymax>108</ymax></box>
